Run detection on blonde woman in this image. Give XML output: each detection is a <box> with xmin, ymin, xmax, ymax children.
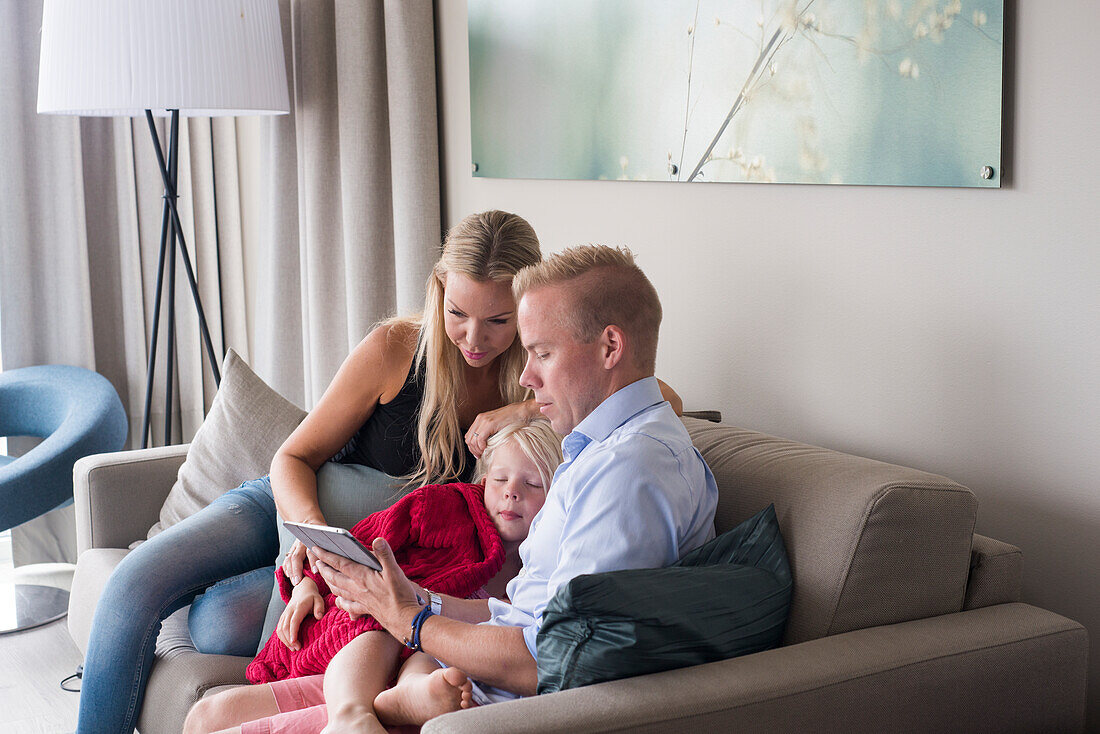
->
<box><xmin>274</xmin><ymin>210</ymin><xmax>546</xmax><ymax>586</ymax></box>
<box><xmin>78</xmin><ymin>211</ymin><xmax>549</xmax><ymax>734</ymax></box>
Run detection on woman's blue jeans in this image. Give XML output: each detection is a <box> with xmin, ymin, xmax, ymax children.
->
<box><xmin>187</xmin><ymin>564</ymin><xmax>274</xmax><ymax>656</ymax></box>
<box><xmin>76</xmin><ymin>477</ymin><xmax>280</xmax><ymax>734</ymax></box>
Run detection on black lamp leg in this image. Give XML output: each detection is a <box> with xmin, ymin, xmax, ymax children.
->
<box><xmin>164</xmin><ymin>111</ymin><xmax>179</xmax><ymax>444</ymax></box>
<box><xmin>139</xmin><ymin>189</ymin><xmax>172</xmax><ymax>449</ymax></box>
<box><xmin>139</xmin><ymin>109</ymin><xmax>224</xmax><ymax>448</ymax></box>
<box><xmin>145</xmin><ymin>111</ymin><xmax>223</xmax><ymax>383</ymax></box>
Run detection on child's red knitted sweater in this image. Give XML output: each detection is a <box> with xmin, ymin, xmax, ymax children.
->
<box><xmin>246</xmin><ymin>482</ymin><xmax>504</xmax><ymax>683</ymax></box>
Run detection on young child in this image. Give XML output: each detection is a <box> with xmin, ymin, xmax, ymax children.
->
<box><xmin>184</xmin><ymin>419</ymin><xmax>562</xmax><ymax>734</ymax></box>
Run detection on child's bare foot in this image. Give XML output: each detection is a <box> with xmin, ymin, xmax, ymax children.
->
<box><xmin>374</xmin><ymin>667</ymin><xmax>475</xmax><ymax>726</ymax></box>
<box><xmin>320</xmin><ymin>703</ymin><xmax>387</xmax><ymax>734</ymax></box>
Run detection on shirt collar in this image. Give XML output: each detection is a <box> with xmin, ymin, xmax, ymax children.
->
<box><xmin>571</xmin><ymin>376</ymin><xmax>664</xmax><ymax>445</ymax></box>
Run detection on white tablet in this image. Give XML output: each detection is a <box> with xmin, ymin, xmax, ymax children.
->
<box><xmin>282</xmin><ymin>520</ymin><xmax>383</xmax><ymax>571</ymax></box>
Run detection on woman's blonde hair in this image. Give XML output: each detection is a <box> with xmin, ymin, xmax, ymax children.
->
<box><xmin>474</xmin><ymin>419</ymin><xmax>563</xmax><ymax>491</ymax></box>
<box><xmin>405</xmin><ymin>211</ymin><xmax>541</xmax><ymax>485</ymax></box>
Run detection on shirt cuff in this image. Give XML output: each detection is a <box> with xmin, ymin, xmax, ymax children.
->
<box><xmin>522</xmin><ymin>620</ymin><xmax>540</xmax><ymax>660</ymax></box>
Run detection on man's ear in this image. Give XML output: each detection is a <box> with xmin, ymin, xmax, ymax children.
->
<box><xmin>600</xmin><ymin>325</ymin><xmax>627</xmax><ymax>369</ymax></box>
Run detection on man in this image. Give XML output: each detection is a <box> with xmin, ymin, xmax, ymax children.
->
<box><xmin>315</xmin><ymin>244</ymin><xmax>718</xmax><ymax>725</ymax></box>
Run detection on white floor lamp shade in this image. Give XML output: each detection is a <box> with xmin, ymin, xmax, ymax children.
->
<box><xmin>37</xmin><ymin>0</ymin><xmax>289</xmax><ymax>117</ymax></box>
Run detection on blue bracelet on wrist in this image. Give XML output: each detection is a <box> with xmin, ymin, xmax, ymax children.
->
<box><xmin>403</xmin><ymin>605</ymin><xmax>435</xmax><ymax>652</ymax></box>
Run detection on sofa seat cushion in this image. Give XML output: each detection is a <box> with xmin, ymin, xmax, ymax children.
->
<box><xmin>683</xmin><ymin>417</ymin><xmax>977</xmax><ymax>645</ymax></box>
<box><xmin>140</xmin><ymin>649</ymin><xmax>252</xmax><ymax>734</ymax></box>
<box><xmin>536</xmin><ymin>504</ymin><xmax>792</xmax><ymax>693</ymax></box>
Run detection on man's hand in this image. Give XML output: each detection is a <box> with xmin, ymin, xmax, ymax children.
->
<box><xmin>313</xmin><ymin>538</ymin><xmax>421</xmax><ymax>636</ymax></box>
<box><xmin>319</xmin><ymin>540</ymin><xmax>537</xmax><ymax>695</ymax></box>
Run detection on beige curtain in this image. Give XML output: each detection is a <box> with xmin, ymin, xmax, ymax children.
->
<box><xmin>0</xmin><ymin>0</ymin><xmax>440</xmax><ymax>564</ymax></box>
<box><xmin>254</xmin><ymin>0</ymin><xmax>441</xmax><ymax>406</ymax></box>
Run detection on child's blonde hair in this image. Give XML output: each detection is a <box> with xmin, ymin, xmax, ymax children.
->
<box><xmin>474</xmin><ymin>419</ymin><xmax>563</xmax><ymax>491</ymax></box>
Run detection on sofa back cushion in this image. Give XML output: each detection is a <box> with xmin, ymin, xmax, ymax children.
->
<box><xmin>683</xmin><ymin>417</ymin><xmax>976</xmax><ymax>645</ymax></box>
<box><xmin>146</xmin><ymin>349</ymin><xmax>307</xmax><ymax>539</ymax></box>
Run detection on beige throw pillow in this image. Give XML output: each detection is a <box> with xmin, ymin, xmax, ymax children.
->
<box><xmin>146</xmin><ymin>349</ymin><xmax>307</xmax><ymax>539</ymax></box>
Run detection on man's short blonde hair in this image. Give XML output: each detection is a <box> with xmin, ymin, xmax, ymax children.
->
<box><xmin>512</xmin><ymin>245</ymin><xmax>662</xmax><ymax>373</ymax></box>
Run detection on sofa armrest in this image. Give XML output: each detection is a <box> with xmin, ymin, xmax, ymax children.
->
<box><xmin>963</xmin><ymin>533</ymin><xmax>1022</xmax><ymax>610</ymax></box>
<box><xmin>73</xmin><ymin>444</ymin><xmax>189</xmax><ymax>552</ymax></box>
<box><xmin>424</xmin><ymin>603</ymin><xmax>1087</xmax><ymax>734</ymax></box>
<box><xmin>682</xmin><ymin>418</ymin><xmax>978</xmax><ymax>643</ymax></box>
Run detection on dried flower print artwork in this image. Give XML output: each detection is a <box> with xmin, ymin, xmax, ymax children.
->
<box><xmin>469</xmin><ymin>0</ymin><xmax>1004</xmax><ymax>187</ymax></box>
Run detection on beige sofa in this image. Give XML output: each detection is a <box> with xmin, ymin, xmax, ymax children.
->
<box><xmin>68</xmin><ymin>416</ymin><xmax>1088</xmax><ymax>733</ymax></box>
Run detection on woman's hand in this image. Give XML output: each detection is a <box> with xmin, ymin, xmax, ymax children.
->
<box><xmin>465</xmin><ymin>400</ymin><xmax>541</xmax><ymax>458</ymax></box>
<box><xmin>656</xmin><ymin>378</ymin><xmax>684</xmax><ymax>416</ymax></box>
<box><xmin>282</xmin><ymin>540</ymin><xmax>320</xmax><ymax>586</ymax></box>
<box><xmin>277</xmin><ymin>577</ymin><xmax>325</xmax><ymax>650</ymax></box>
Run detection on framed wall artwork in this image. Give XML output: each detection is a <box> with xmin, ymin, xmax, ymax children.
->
<box><xmin>469</xmin><ymin>0</ymin><xmax>1004</xmax><ymax>187</ymax></box>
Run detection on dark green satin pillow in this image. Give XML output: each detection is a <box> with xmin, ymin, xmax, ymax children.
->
<box><xmin>536</xmin><ymin>504</ymin><xmax>792</xmax><ymax>694</ymax></box>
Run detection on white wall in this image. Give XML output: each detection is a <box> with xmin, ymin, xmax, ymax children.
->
<box><xmin>438</xmin><ymin>0</ymin><xmax>1100</xmax><ymax>726</ymax></box>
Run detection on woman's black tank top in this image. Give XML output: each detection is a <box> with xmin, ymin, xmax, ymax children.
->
<box><xmin>332</xmin><ymin>359</ymin><xmax>475</xmax><ymax>481</ymax></box>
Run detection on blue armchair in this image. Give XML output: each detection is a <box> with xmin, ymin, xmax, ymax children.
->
<box><xmin>0</xmin><ymin>364</ymin><xmax>127</xmax><ymax>530</ymax></box>
<box><xmin>0</xmin><ymin>364</ymin><xmax>127</xmax><ymax>631</ymax></box>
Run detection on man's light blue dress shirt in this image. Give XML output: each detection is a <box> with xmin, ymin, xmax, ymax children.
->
<box><xmin>485</xmin><ymin>376</ymin><xmax>719</xmax><ymax>664</ymax></box>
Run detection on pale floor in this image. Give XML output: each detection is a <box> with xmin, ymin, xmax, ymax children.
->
<box><xmin>0</xmin><ymin>530</ymin><xmax>83</xmax><ymax>733</ymax></box>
